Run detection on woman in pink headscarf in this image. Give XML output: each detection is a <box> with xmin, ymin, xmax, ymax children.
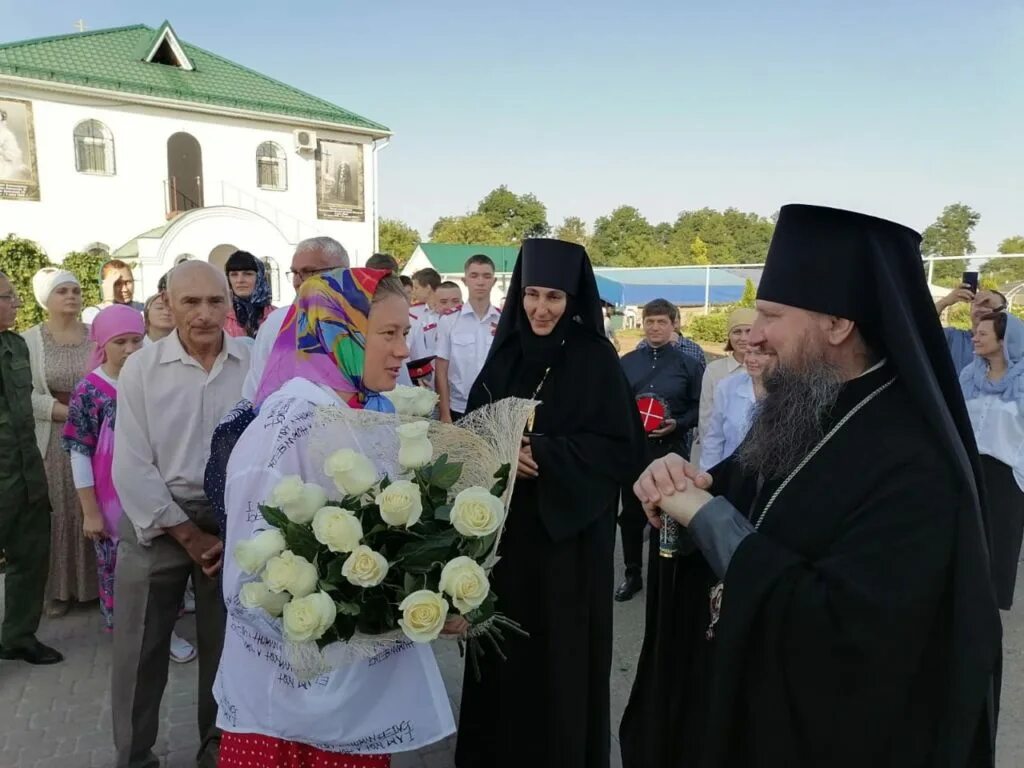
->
<box><xmin>61</xmin><ymin>305</ymin><xmax>145</xmax><ymax>632</ymax></box>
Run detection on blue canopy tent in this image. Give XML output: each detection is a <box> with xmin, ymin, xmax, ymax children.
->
<box><xmin>594</xmin><ymin>267</ymin><xmax>750</xmax><ymax>307</ymax></box>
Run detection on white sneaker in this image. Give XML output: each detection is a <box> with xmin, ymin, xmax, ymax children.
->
<box><xmin>170</xmin><ymin>632</ymin><xmax>197</xmax><ymax>664</ymax></box>
<box><xmin>183</xmin><ymin>584</ymin><xmax>196</xmax><ymax>614</ymax></box>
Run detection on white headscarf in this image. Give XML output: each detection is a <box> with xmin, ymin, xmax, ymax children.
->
<box><xmin>32</xmin><ymin>268</ymin><xmax>79</xmax><ymax>310</ymax></box>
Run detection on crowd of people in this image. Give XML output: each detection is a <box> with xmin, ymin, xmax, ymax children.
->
<box><xmin>0</xmin><ymin>203</ymin><xmax>1017</xmax><ymax>768</ymax></box>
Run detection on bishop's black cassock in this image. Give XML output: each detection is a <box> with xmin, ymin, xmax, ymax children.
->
<box><xmin>620</xmin><ymin>205</ymin><xmax>1002</xmax><ymax>767</ymax></box>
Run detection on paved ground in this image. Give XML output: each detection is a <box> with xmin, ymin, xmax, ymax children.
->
<box><xmin>1</xmin><ymin>540</ymin><xmax>1021</xmax><ymax>768</ymax></box>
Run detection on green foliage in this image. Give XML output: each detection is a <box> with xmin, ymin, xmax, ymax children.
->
<box><xmin>921</xmin><ymin>203</ymin><xmax>980</xmax><ymax>283</ymax></box>
<box><xmin>689</xmin><ymin>236</ymin><xmax>710</xmax><ymax>265</ymax></box>
<box><xmin>946</xmin><ymin>304</ymin><xmax>971</xmax><ymax>331</ymax></box>
<box><xmin>429</xmin><ymin>214</ymin><xmax>508</xmax><ymax>245</ymax></box>
<box><xmin>554</xmin><ymin>216</ymin><xmax>589</xmax><ymax>247</ymax></box>
<box><xmin>0</xmin><ymin>234</ymin><xmax>52</xmax><ymax>330</ymax></box>
<box><xmin>475</xmin><ymin>185</ymin><xmax>550</xmax><ymax>241</ymax></box>
<box><xmin>590</xmin><ymin>206</ymin><xmax>664</xmax><ymax>267</ymax></box>
<box><xmin>982</xmin><ymin>236</ymin><xmax>1024</xmax><ymax>288</ymax></box>
<box><xmin>378</xmin><ymin>219</ymin><xmax>421</xmax><ymax>267</ymax></box>
<box><xmin>687</xmin><ymin>311</ymin><xmax>729</xmax><ymax>343</ymax></box>
<box><xmin>739</xmin><ymin>279</ymin><xmax>757</xmax><ymax>308</ymax></box>
<box><xmin>61</xmin><ymin>250</ymin><xmax>108</xmax><ymax>309</ymax></box>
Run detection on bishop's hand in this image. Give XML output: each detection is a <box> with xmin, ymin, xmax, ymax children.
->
<box><xmin>633</xmin><ymin>453</ymin><xmax>713</xmax><ymax>528</ymax></box>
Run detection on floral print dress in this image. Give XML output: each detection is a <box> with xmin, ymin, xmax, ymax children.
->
<box><xmin>62</xmin><ymin>370</ymin><xmax>120</xmax><ymax>629</ymax></box>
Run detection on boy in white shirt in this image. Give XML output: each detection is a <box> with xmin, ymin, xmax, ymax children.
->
<box><xmin>436</xmin><ymin>255</ymin><xmax>499</xmax><ymax>422</ymax></box>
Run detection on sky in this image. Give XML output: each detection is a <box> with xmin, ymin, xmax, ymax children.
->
<box><xmin>2</xmin><ymin>0</ymin><xmax>1022</xmax><ymax>252</ymax></box>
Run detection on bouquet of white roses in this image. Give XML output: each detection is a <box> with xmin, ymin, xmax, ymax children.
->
<box><xmin>233</xmin><ymin>387</ymin><xmax>531</xmax><ymax>677</ymax></box>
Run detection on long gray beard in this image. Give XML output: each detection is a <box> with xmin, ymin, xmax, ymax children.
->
<box><xmin>736</xmin><ymin>360</ymin><xmax>843</xmax><ymax>480</ymax></box>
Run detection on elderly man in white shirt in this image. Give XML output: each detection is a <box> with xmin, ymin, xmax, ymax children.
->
<box><xmin>436</xmin><ymin>254</ymin><xmax>500</xmax><ymax>422</ymax></box>
<box><xmin>112</xmin><ymin>261</ymin><xmax>249</xmax><ymax>768</ymax></box>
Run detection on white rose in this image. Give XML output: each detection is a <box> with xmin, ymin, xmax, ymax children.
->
<box><xmin>262</xmin><ymin>550</ymin><xmax>320</xmax><ymax>598</ymax></box>
<box><xmin>233</xmin><ymin>529</ymin><xmax>287</xmax><ymax>574</ymax></box>
<box><xmin>398</xmin><ymin>590</ymin><xmax>449</xmax><ymax>643</ymax></box>
<box><xmin>410</xmin><ymin>388</ymin><xmax>439</xmax><ymax>417</ymax></box>
<box><xmin>397</xmin><ymin>421</ymin><xmax>433</xmax><ymax>469</ymax></box>
<box><xmin>383</xmin><ymin>386</ymin><xmax>420</xmax><ymax>416</ymax></box>
<box><xmin>438</xmin><ymin>556</ymin><xmax>491</xmax><ymax>614</ymax></box>
<box><xmin>239</xmin><ymin>580</ymin><xmax>291</xmax><ymax>617</ymax></box>
<box><xmin>450</xmin><ymin>486</ymin><xmax>505</xmax><ymax>538</ymax></box>
<box><xmin>375</xmin><ymin>481</ymin><xmax>423</xmax><ymax>528</ymax></box>
<box><xmin>324</xmin><ymin>449</ymin><xmax>379</xmax><ymax>496</ymax></box>
<box><xmin>282</xmin><ymin>591</ymin><xmax>337</xmax><ymax>644</ymax></box>
<box><xmin>311</xmin><ymin>506</ymin><xmax>363</xmax><ymax>553</ymax></box>
<box><xmin>340</xmin><ymin>545</ymin><xmax>390</xmax><ymax>587</ymax></box>
<box><xmin>269</xmin><ymin>475</ymin><xmax>305</xmax><ymax>508</ymax></box>
<box><xmin>270</xmin><ymin>476</ymin><xmax>328</xmax><ymax>525</ymax></box>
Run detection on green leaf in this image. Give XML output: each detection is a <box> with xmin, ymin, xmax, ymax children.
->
<box><xmin>432</xmin><ymin>460</ymin><xmax>463</xmax><ymax>490</ymax></box>
<box><xmin>283</xmin><ymin>522</ymin><xmax>320</xmax><ymax>561</ymax></box>
<box><xmin>336</xmin><ymin>600</ymin><xmax>361</xmax><ymax>616</ymax></box>
<box><xmin>397</xmin><ymin>528</ymin><xmax>459</xmax><ymax>573</ymax></box>
<box><xmin>463</xmin><ymin>532</ymin><xmax>497</xmax><ymax>560</ymax></box>
<box><xmin>434</xmin><ymin>505</ymin><xmax>452</xmax><ymax>522</ymax></box>
<box><xmin>490</xmin><ymin>464</ymin><xmax>511</xmax><ymax>498</ymax></box>
<box><xmin>325</xmin><ymin>555</ymin><xmax>348</xmax><ymax>584</ymax></box>
<box><xmin>403</xmin><ymin>572</ymin><xmax>418</xmax><ymax>596</ymax></box>
<box><xmin>464</xmin><ymin>592</ymin><xmax>498</xmax><ymax>624</ymax></box>
<box><xmin>260</xmin><ymin>505</ymin><xmax>289</xmax><ymax>530</ymax></box>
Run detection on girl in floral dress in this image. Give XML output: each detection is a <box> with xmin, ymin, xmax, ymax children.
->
<box><xmin>60</xmin><ymin>305</ymin><xmax>197</xmax><ymax>661</ymax></box>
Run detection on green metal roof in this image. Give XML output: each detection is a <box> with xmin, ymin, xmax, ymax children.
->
<box><xmin>0</xmin><ymin>22</ymin><xmax>389</xmax><ymax>133</ymax></box>
<box><xmin>418</xmin><ymin>244</ymin><xmax>520</xmax><ymax>274</ymax></box>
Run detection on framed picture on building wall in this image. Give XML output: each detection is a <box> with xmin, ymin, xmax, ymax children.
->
<box><xmin>0</xmin><ymin>98</ymin><xmax>40</xmax><ymax>201</ymax></box>
<box><xmin>315</xmin><ymin>140</ymin><xmax>364</xmax><ymax>221</ymax></box>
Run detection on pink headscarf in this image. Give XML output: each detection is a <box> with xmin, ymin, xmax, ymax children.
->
<box><xmin>87</xmin><ymin>304</ymin><xmax>145</xmax><ymax>371</ymax></box>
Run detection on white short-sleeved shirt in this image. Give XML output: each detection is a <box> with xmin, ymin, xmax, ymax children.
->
<box><xmin>965</xmin><ymin>392</ymin><xmax>1024</xmax><ymax>492</ymax></box>
<box><xmin>435</xmin><ymin>303</ymin><xmax>501</xmax><ymax>413</ymax></box>
<box><xmin>216</xmin><ymin>377</ymin><xmax>455</xmax><ymax>752</ymax></box>
<box><xmin>408</xmin><ymin>308</ymin><xmax>441</xmax><ymax>362</ymax></box>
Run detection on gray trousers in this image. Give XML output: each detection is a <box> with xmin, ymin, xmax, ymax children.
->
<box><xmin>111</xmin><ymin>500</ymin><xmax>224</xmax><ymax>768</ymax></box>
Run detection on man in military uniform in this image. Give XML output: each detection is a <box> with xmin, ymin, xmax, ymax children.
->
<box><xmin>0</xmin><ymin>270</ymin><xmax>61</xmax><ymax>665</ymax></box>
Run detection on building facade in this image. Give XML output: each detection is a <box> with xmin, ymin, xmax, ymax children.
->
<box><xmin>0</xmin><ymin>21</ymin><xmax>390</xmax><ymax>303</ymax></box>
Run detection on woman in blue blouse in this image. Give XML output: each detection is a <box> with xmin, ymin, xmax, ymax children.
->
<box><xmin>960</xmin><ymin>311</ymin><xmax>1024</xmax><ymax>609</ymax></box>
<box><xmin>699</xmin><ymin>349</ymin><xmax>770</xmax><ymax>472</ymax></box>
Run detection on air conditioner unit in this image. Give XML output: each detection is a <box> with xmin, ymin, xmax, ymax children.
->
<box><xmin>294</xmin><ymin>129</ymin><xmax>317</xmax><ymax>152</ymax></box>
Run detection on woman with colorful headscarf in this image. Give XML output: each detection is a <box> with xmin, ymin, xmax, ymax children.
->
<box><xmin>22</xmin><ymin>268</ymin><xmax>97</xmax><ymax>616</ymax></box>
<box><xmin>224</xmin><ymin>250</ymin><xmax>274</xmax><ymax>339</ymax></box>
<box><xmin>214</xmin><ymin>267</ymin><xmax>457</xmax><ymax>768</ymax></box>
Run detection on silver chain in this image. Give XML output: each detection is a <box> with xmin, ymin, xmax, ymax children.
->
<box><xmin>751</xmin><ymin>377</ymin><xmax>896</xmax><ymax>531</ymax></box>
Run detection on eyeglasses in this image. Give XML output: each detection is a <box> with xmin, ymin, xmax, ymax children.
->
<box><xmin>0</xmin><ymin>292</ymin><xmax>18</xmax><ymax>303</ymax></box>
<box><xmin>286</xmin><ymin>267</ymin><xmax>333</xmax><ymax>281</ymax></box>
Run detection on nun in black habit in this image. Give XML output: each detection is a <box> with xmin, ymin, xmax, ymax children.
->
<box><xmin>455</xmin><ymin>239</ymin><xmax>644</xmax><ymax>768</ymax></box>
<box><xmin>620</xmin><ymin>205</ymin><xmax>1002</xmax><ymax>768</ymax></box>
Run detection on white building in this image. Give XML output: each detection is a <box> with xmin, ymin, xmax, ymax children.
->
<box><xmin>0</xmin><ymin>21</ymin><xmax>390</xmax><ymax>303</ymax></box>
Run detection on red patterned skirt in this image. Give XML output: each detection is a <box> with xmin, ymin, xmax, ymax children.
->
<box><xmin>218</xmin><ymin>732</ymin><xmax>391</xmax><ymax>768</ymax></box>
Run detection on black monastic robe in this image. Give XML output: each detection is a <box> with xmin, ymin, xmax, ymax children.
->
<box><xmin>621</xmin><ymin>363</ymin><xmax>998</xmax><ymax>767</ymax></box>
<box><xmin>456</xmin><ymin>322</ymin><xmax>644</xmax><ymax>768</ymax></box>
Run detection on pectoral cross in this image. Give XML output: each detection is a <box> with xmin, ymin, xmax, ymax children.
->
<box><xmin>74</xmin><ymin>19</ymin><xmax>87</xmax><ymax>32</ymax></box>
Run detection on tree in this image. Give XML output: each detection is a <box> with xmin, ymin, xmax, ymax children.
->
<box><xmin>378</xmin><ymin>219</ymin><xmax>421</xmax><ymax>266</ymax></box>
<box><xmin>475</xmin><ymin>185</ymin><xmax>550</xmax><ymax>241</ymax></box>
<box><xmin>589</xmin><ymin>206</ymin><xmax>665</xmax><ymax>267</ymax></box>
<box><xmin>921</xmin><ymin>203</ymin><xmax>980</xmax><ymax>284</ymax></box>
<box><xmin>554</xmin><ymin>216</ymin><xmax>589</xmax><ymax>247</ymax></box>
<box><xmin>721</xmin><ymin>208</ymin><xmax>774</xmax><ymax>263</ymax></box>
<box><xmin>739</xmin><ymin>278</ymin><xmax>757</xmax><ymax>308</ymax></box>
<box><xmin>690</xmin><ymin>236</ymin><xmax>710</xmax><ymax>265</ymax></box>
<box><xmin>670</xmin><ymin>208</ymin><xmax>737</xmax><ymax>264</ymax></box>
<box><xmin>981</xmin><ymin>235</ymin><xmax>1024</xmax><ymax>287</ymax></box>
<box><xmin>0</xmin><ymin>234</ymin><xmax>53</xmax><ymax>330</ymax></box>
<box><xmin>61</xmin><ymin>250</ymin><xmax>108</xmax><ymax>309</ymax></box>
<box><xmin>429</xmin><ymin>214</ymin><xmax>507</xmax><ymax>245</ymax></box>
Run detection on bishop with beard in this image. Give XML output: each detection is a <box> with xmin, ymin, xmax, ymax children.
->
<box><xmin>619</xmin><ymin>204</ymin><xmax>1002</xmax><ymax>767</ymax></box>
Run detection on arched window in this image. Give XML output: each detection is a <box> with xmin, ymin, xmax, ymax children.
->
<box><xmin>256</xmin><ymin>141</ymin><xmax>287</xmax><ymax>190</ymax></box>
<box><xmin>73</xmin><ymin>120</ymin><xmax>115</xmax><ymax>175</ymax></box>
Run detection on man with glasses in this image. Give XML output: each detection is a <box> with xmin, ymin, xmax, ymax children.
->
<box><xmin>0</xmin><ymin>272</ymin><xmax>62</xmax><ymax>665</ymax></box>
<box><xmin>242</xmin><ymin>237</ymin><xmax>349</xmax><ymax>400</ymax></box>
<box><xmin>935</xmin><ymin>284</ymin><xmax>1008</xmax><ymax>372</ymax></box>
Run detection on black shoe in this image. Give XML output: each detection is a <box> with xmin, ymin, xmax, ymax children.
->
<box><xmin>0</xmin><ymin>640</ymin><xmax>63</xmax><ymax>665</ymax></box>
<box><xmin>615</xmin><ymin>573</ymin><xmax>643</xmax><ymax>602</ymax></box>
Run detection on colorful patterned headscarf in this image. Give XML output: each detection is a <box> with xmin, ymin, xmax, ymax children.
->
<box><xmin>254</xmin><ymin>267</ymin><xmax>396</xmax><ymax>412</ymax></box>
